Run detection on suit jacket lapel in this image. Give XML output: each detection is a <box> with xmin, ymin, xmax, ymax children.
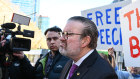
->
<box><xmin>71</xmin><ymin>64</ymin><xmax>89</xmax><ymax>79</ymax></box>
<box><xmin>59</xmin><ymin>60</ymin><xmax>72</xmax><ymax>79</ymax></box>
<box><xmin>71</xmin><ymin>49</ymin><xmax>99</xmax><ymax>79</ymax></box>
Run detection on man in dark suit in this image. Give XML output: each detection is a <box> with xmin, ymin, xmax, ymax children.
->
<box><xmin>59</xmin><ymin>16</ymin><xmax>118</xmax><ymax>79</ymax></box>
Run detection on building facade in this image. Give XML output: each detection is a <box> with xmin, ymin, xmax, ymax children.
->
<box><xmin>10</xmin><ymin>0</ymin><xmax>50</xmax><ymax>34</ymax></box>
<box><xmin>38</xmin><ymin>15</ymin><xmax>50</xmax><ymax>34</ymax></box>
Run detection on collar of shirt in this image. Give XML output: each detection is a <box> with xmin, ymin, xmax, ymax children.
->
<box><xmin>66</xmin><ymin>49</ymin><xmax>94</xmax><ymax>79</ymax></box>
<box><xmin>73</xmin><ymin>49</ymin><xmax>94</xmax><ymax>66</ymax></box>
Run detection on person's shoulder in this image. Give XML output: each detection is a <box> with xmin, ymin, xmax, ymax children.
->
<box><xmin>37</xmin><ymin>52</ymin><xmax>49</xmax><ymax>63</ymax></box>
<box><xmin>40</xmin><ymin>51</ymin><xmax>49</xmax><ymax>58</ymax></box>
<box><xmin>60</xmin><ymin>55</ymin><xmax>70</xmax><ymax>61</ymax></box>
<box><xmin>90</xmin><ymin>55</ymin><xmax>114</xmax><ymax>72</ymax></box>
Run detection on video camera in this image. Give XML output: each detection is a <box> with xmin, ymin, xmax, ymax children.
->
<box><xmin>0</xmin><ymin>13</ymin><xmax>34</xmax><ymax>53</ymax></box>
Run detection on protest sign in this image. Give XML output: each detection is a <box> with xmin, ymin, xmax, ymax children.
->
<box><xmin>81</xmin><ymin>0</ymin><xmax>131</xmax><ymax>51</ymax></box>
<box><xmin>120</xmin><ymin>0</ymin><xmax>140</xmax><ymax>67</ymax></box>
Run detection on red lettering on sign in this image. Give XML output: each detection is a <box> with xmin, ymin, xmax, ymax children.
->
<box><xmin>124</xmin><ymin>10</ymin><xmax>134</xmax><ymax>31</ymax></box>
<box><xmin>136</xmin><ymin>8</ymin><xmax>140</xmax><ymax>28</ymax></box>
<box><xmin>129</xmin><ymin>36</ymin><xmax>140</xmax><ymax>58</ymax></box>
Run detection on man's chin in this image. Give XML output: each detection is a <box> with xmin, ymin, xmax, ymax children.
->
<box><xmin>50</xmin><ymin>48</ymin><xmax>58</xmax><ymax>51</ymax></box>
<box><xmin>59</xmin><ymin>49</ymin><xmax>67</xmax><ymax>56</ymax></box>
<box><xmin>60</xmin><ymin>52</ymin><xmax>67</xmax><ymax>56</ymax></box>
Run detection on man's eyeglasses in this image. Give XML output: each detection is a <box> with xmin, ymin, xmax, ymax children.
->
<box><xmin>59</xmin><ymin>32</ymin><xmax>82</xmax><ymax>39</ymax></box>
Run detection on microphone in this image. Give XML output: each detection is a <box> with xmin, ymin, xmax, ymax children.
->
<box><xmin>1</xmin><ymin>23</ymin><xmax>16</xmax><ymax>29</ymax></box>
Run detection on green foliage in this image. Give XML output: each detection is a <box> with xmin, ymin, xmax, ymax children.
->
<box><xmin>98</xmin><ymin>51</ymin><xmax>108</xmax><ymax>55</ymax></box>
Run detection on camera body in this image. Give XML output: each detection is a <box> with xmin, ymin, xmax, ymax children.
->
<box><xmin>0</xmin><ymin>23</ymin><xmax>34</xmax><ymax>53</ymax></box>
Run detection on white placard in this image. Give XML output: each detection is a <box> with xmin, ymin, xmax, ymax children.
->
<box><xmin>120</xmin><ymin>0</ymin><xmax>140</xmax><ymax>67</ymax></box>
<box><xmin>81</xmin><ymin>0</ymin><xmax>131</xmax><ymax>51</ymax></box>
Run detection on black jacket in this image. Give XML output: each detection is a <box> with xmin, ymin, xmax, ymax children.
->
<box><xmin>34</xmin><ymin>51</ymin><xmax>69</xmax><ymax>79</ymax></box>
<box><xmin>60</xmin><ymin>49</ymin><xmax>118</xmax><ymax>79</ymax></box>
<box><xmin>0</xmin><ymin>55</ymin><xmax>32</xmax><ymax>79</ymax></box>
<box><xmin>19</xmin><ymin>51</ymin><xmax>69</xmax><ymax>79</ymax></box>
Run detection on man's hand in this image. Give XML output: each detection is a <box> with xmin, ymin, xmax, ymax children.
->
<box><xmin>13</xmin><ymin>51</ymin><xmax>24</xmax><ymax>59</ymax></box>
<box><xmin>0</xmin><ymin>35</ymin><xmax>6</xmax><ymax>55</ymax></box>
<box><xmin>0</xmin><ymin>35</ymin><xmax>6</xmax><ymax>47</ymax></box>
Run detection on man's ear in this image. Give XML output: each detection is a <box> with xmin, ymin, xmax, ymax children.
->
<box><xmin>81</xmin><ymin>36</ymin><xmax>91</xmax><ymax>47</ymax></box>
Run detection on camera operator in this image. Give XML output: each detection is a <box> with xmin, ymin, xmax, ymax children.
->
<box><xmin>0</xmin><ymin>35</ymin><xmax>33</xmax><ymax>79</ymax></box>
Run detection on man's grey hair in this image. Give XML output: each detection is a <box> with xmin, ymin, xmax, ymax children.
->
<box><xmin>68</xmin><ymin>16</ymin><xmax>98</xmax><ymax>49</ymax></box>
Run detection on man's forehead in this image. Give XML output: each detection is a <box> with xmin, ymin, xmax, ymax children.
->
<box><xmin>46</xmin><ymin>32</ymin><xmax>59</xmax><ymax>36</ymax></box>
<box><xmin>47</xmin><ymin>31</ymin><xmax>59</xmax><ymax>33</ymax></box>
<box><xmin>46</xmin><ymin>31</ymin><xmax>59</xmax><ymax>35</ymax></box>
<box><xmin>47</xmin><ymin>36</ymin><xmax>59</xmax><ymax>38</ymax></box>
<box><xmin>63</xmin><ymin>26</ymin><xmax>78</xmax><ymax>32</ymax></box>
<box><xmin>64</xmin><ymin>21</ymin><xmax>84</xmax><ymax>32</ymax></box>
<box><xmin>63</xmin><ymin>27</ymin><xmax>82</xmax><ymax>33</ymax></box>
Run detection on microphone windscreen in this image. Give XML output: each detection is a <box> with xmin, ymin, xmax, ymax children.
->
<box><xmin>1</xmin><ymin>23</ymin><xmax>16</xmax><ymax>29</ymax></box>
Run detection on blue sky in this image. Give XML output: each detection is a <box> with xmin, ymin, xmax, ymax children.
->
<box><xmin>40</xmin><ymin>0</ymin><xmax>113</xmax><ymax>29</ymax></box>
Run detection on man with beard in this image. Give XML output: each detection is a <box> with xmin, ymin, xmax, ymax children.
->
<box><xmin>59</xmin><ymin>16</ymin><xmax>118</xmax><ymax>79</ymax></box>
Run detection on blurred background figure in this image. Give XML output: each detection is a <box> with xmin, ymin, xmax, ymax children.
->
<box><xmin>107</xmin><ymin>47</ymin><xmax>140</xmax><ymax>79</ymax></box>
<box><xmin>108</xmin><ymin>47</ymin><xmax>116</xmax><ymax>69</ymax></box>
<box><xmin>107</xmin><ymin>47</ymin><xmax>128</xmax><ymax>79</ymax></box>
<box><xmin>127</xmin><ymin>67</ymin><xmax>140</xmax><ymax>79</ymax></box>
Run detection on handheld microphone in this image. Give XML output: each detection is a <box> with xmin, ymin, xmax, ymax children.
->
<box><xmin>1</xmin><ymin>23</ymin><xmax>16</xmax><ymax>29</ymax></box>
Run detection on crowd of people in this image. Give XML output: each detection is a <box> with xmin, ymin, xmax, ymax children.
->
<box><xmin>99</xmin><ymin>47</ymin><xmax>140</xmax><ymax>79</ymax></box>
<box><xmin>0</xmin><ymin>16</ymin><xmax>139</xmax><ymax>79</ymax></box>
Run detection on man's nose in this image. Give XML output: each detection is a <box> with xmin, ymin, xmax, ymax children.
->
<box><xmin>50</xmin><ymin>39</ymin><xmax>55</xmax><ymax>43</ymax></box>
